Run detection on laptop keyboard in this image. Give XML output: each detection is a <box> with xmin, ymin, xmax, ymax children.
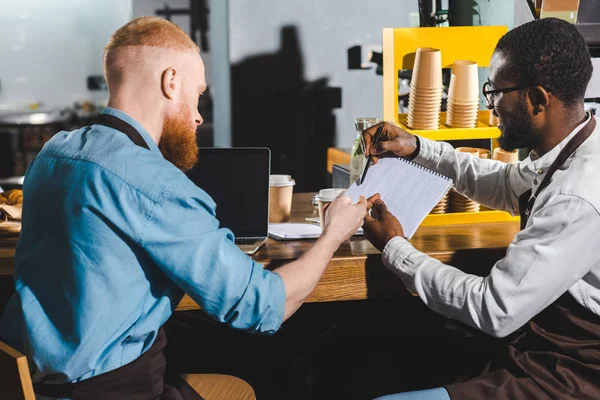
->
<box><xmin>235</xmin><ymin>238</ymin><xmax>257</xmax><ymax>245</ymax></box>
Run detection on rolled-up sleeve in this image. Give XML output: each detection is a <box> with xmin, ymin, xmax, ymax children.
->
<box><xmin>139</xmin><ymin>177</ymin><xmax>285</xmax><ymax>334</ymax></box>
<box><xmin>382</xmin><ymin>193</ymin><xmax>600</xmax><ymax>338</ymax></box>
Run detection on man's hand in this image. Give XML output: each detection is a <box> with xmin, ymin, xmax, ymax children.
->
<box><xmin>322</xmin><ymin>195</ymin><xmax>369</xmax><ymax>244</ymax></box>
<box><xmin>362</xmin><ymin>122</ymin><xmax>418</xmax><ymax>164</ymax></box>
<box><xmin>363</xmin><ymin>198</ymin><xmax>405</xmax><ymax>252</ymax></box>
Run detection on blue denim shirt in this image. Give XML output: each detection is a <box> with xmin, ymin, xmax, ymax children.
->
<box><xmin>0</xmin><ymin>107</ymin><xmax>285</xmax><ymax>383</ymax></box>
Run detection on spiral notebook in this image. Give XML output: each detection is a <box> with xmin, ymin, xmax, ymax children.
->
<box><xmin>345</xmin><ymin>157</ymin><xmax>453</xmax><ymax>239</ymax></box>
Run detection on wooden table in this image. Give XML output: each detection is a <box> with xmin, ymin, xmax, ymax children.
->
<box><xmin>0</xmin><ymin>193</ymin><xmax>520</xmax><ymax>311</ymax></box>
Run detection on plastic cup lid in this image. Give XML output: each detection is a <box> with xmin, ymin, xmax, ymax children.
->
<box><xmin>270</xmin><ymin>175</ymin><xmax>295</xmax><ymax>187</ymax></box>
<box><xmin>315</xmin><ymin>188</ymin><xmax>346</xmax><ymax>202</ymax></box>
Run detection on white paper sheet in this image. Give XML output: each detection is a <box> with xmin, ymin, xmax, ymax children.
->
<box><xmin>345</xmin><ymin>157</ymin><xmax>453</xmax><ymax>239</ymax></box>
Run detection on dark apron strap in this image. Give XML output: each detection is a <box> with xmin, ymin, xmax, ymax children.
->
<box><xmin>518</xmin><ymin>114</ymin><xmax>596</xmax><ymax>227</ymax></box>
<box><xmin>91</xmin><ymin>113</ymin><xmax>151</xmax><ymax>151</ymax></box>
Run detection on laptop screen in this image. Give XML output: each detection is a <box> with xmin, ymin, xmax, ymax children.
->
<box><xmin>186</xmin><ymin>147</ymin><xmax>270</xmax><ymax>237</ymax></box>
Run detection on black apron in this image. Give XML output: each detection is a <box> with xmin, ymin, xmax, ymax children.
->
<box><xmin>33</xmin><ymin>114</ymin><xmax>203</xmax><ymax>400</ymax></box>
<box><xmin>446</xmin><ymin>116</ymin><xmax>600</xmax><ymax>399</ymax></box>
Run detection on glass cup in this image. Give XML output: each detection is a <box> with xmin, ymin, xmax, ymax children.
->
<box><xmin>351</xmin><ymin>118</ymin><xmax>382</xmax><ymax>184</ymax></box>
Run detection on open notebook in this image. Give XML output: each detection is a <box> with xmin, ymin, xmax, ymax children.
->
<box><xmin>345</xmin><ymin>157</ymin><xmax>453</xmax><ymax>239</ymax></box>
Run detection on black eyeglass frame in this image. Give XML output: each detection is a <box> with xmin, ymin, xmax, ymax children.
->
<box><xmin>482</xmin><ymin>81</ymin><xmax>550</xmax><ymax>108</ymax></box>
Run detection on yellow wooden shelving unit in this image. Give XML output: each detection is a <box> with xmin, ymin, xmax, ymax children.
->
<box><xmin>383</xmin><ymin>26</ymin><xmax>520</xmax><ymax>226</ymax></box>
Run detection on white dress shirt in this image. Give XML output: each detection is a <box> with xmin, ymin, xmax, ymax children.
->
<box><xmin>383</xmin><ymin>114</ymin><xmax>600</xmax><ymax>338</ymax></box>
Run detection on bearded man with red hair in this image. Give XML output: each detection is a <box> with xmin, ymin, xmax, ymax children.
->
<box><xmin>0</xmin><ymin>17</ymin><xmax>368</xmax><ymax>399</ymax></box>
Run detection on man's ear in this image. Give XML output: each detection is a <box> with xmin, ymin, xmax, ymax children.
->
<box><xmin>528</xmin><ymin>86</ymin><xmax>550</xmax><ymax>115</ymax></box>
<box><xmin>161</xmin><ymin>67</ymin><xmax>177</xmax><ymax>100</ymax></box>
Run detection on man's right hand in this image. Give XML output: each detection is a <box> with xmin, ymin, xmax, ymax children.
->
<box><xmin>322</xmin><ymin>195</ymin><xmax>368</xmax><ymax>244</ymax></box>
<box><xmin>362</xmin><ymin>122</ymin><xmax>419</xmax><ymax>164</ymax></box>
<box><xmin>363</xmin><ymin>199</ymin><xmax>405</xmax><ymax>252</ymax></box>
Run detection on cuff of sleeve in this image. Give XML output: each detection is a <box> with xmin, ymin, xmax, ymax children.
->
<box><xmin>413</xmin><ymin>136</ymin><xmax>442</xmax><ymax>167</ymax></box>
<box><xmin>382</xmin><ymin>236</ymin><xmax>417</xmax><ymax>274</ymax></box>
<box><xmin>263</xmin><ymin>269</ymin><xmax>287</xmax><ymax>334</ymax></box>
<box><xmin>382</xmin><ymin>237</ymin><xmax>421</xmax><ymax>293</ymax></box>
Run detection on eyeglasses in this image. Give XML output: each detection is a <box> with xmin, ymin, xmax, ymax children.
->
<box><xmin>482</xmin><ymin>81</ymin><xmax>531</xmax><ymax>109</ymax></box>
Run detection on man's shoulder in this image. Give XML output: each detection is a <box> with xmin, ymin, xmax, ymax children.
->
<box><xmin>36</xmin><ymin>126</ymin><xmax>190</xmax><ymax>201</ymax></box>
<box><xmin>557</xmin><ymin>132</ymin><xmax>600</xmax><ymax>213</ymax></box>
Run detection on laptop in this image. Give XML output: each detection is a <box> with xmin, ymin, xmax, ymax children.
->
<box><xmin>186</xmin><ymin>147</ymin><xmax>270</xmax><ymax>255</ymax></box>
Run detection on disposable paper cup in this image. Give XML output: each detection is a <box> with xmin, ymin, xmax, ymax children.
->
<box><xmin>455</xmin><ymin>147</ymin><xmax>480</xmax><ymax>157</ymax></box>
<box><xmin>411</xmin><ymin>47</ymin><xmax>442</xmax><ymax>89</ymax></box>
<box><xmin>446</xmin><ymin>115</ymin><xmax>477</xmax><ymax>126</ymax></box>
<box><xmin>448</xmin><ymin>60</ymin><xmax>479</xmax><ymax>102</ymax></box>
<box><xmin>410</xmin><ymin>86</ymin><xmax>444</xmax><ymax>94</ymax></box>
<box><xmin>447</xmin><ymin>114</ymin><xmax>478</xmax><ymax>122</ymax></box>
<box><xmin>446</xmin><ymin>121</ymin><xmax>476</xmax><ymax>128</ymax></box>
<box><xmin>477</xmin><ymin>148</ymin><xmax>491</xmax><ymax>159</ymax></box>
<box><xmin>492</xmin><ymin>148</ymin><xmax>519</xmax><ymax>163</ymax></box>
<box><xmin>315</xmin><ymin>188</ymin><xmax>346</xmax><ymax>228</ymax></box>
<box><xmin>409</xmin><ymin>95</ymin><xmax>443</xmax><ymax>104</ymax></box>
<box><xmin>410</xmin><ymin>95</ymin><xmax>443</xmax><ymax>103</ymax></box>
<box><xmin>447</xmin><ymin>116</ymin><xmax>477</xmax><ymax>125</ymax></box>
<box><xmin>269</xmin><ymin>175</ymin><xmax>295</xmax><ymax>223</ymax></box>
<box><xmin>408</xmin><ymin>123</ymin><xmax>440</xmax><ymax>130</ymax></box>
<box><xmin>447</xmin><ymin>102</ymin><xmax>479</xmax><ymax>110</ymax></box>
<box><xmin>410</xmin><ymin>116</ymin><xmax>441</xmax><ymax>125</ymax></box>
<box><xmin>446</xmin><ymin>110</ymin><xmax>478</xmax><ymax>119</ymax></box>
<box><xmin>489</xmin><ymin>111</ymin><xmax>500</xmax><ymax>126</ymax></box>
<box><xmin>409</xmin><ymin>108</ymin><xmax>442</xmax><ymax>117</ymax></box>
<box><xmin>447</xmin><ymin>97</ymin><xmax>480</xmax><ymax>106</ymax></box>
<box><xmin>409</xmin><ymin>101</ymin><xmax>442</xmax><ymax>109</ymax></box>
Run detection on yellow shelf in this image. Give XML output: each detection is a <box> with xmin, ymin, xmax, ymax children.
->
<box><xmin>397</xmin><ymin>110</ymin><xmax>500</xmax><ymax>141</ymax></box>
<box><xmin>381</xmin><ymin>26</ymin><xmax>515</xmax><ymax>226</ymax></box>
<box><xmin>422</xmin><ymin>210</ymin><xmax>519</xmax><ymax>226</ymax></box>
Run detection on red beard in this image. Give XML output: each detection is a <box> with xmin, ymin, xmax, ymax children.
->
<box><xmin>159</xmin><ymin>104</ymin><xmax>199</xmax><ymax>172</ymax></box>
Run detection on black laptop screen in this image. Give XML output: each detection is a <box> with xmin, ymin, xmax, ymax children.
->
<box><xmin>185</xmin><ymin>148</ymin><xmax>270</xmax><ymax>237</ymax></box>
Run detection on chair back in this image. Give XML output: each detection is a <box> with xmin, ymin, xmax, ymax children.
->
<box><xmin>0</xmin><ymin>340</ymin><xmax>35</xmax><ymax>400</ymax></box>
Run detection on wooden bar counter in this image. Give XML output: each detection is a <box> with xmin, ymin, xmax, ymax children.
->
<box><xmin>0</xmin><ymin>193</ymin><xmax>520</xmax><ymax>311</ymax></box>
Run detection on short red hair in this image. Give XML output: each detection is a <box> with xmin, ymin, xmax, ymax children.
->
<box><xmin>103</xmin><ymin>17</ymin><xmax>199</xmax><ymax>86</ymax></box>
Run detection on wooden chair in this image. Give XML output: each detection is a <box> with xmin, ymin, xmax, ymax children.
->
<box><xmin>184</xmin><ymin>374</ymin><xmax>257</xmax><ymax>400</ymax></box>
<box><xmin>0</xmin><ymin>340</ymin><xmax>35</xmax><ymax>400</ymax></box>
<box><xmin>0</xmin><ymin>341</ymin><xmax>256</xmax><ymax>400</ymax></box>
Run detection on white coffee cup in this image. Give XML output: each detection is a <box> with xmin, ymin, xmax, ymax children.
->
<box><xmin>315</xmin><ymin>188</ymin><xmax>346</xmax><ymax>229</ymax></box>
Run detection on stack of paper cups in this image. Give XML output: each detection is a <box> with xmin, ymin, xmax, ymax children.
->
<box><xmin>408</xmin><ymin>48</ymin><xmax>443</xmax><ymax>130</ymax></box>
<box><xmin>477</xmin><ymin>149</ymin><xmax>491</xmax><ymax>210</ymax></box>
<box><xmin>450</xmin><ymin>147</ymin><xmax>480</xmax><ymax>212</ymax></box>
<box><xmin>430</xmin><ymin>192</ymin><xmax>449</xmax><ymax>214</ymax></box>
<box><xmin>446</xmin><ymin>61</ymin><xmax>480</xmax><ymax>128</ymax></box>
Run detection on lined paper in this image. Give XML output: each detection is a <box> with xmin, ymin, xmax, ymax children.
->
<box><xmin>345</xmin><ymin>157</ymin><xmax>453</xmax><ymax>239</ymax></box>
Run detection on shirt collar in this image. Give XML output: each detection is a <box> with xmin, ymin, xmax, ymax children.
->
<box><xmin>99</xmin><ymin>107</ymin><xmax>163</xmax><ymax>156</ymax></box>
<box><xmin>524</xmin><ymin>111</ymin><xmax>592</xmax><ymax>173</ymax></box>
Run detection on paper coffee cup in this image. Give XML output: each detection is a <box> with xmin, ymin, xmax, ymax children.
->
<box><xmin>315</xmin><ymin>188</ymin><xmax>346</xmax><ymax>229</ymax></box>
<box><xmin>269</xmin><ymin>175</ymin><xmax>295</xmax><ymax>223</ymax></box>
<box><xmin>492</xmin><ymin>148</ymin><xmax>519</xmax><ymax>163</ymax></box>
<box><xmin>455</xmin><ymin>147</ymin><xmax>480</xmax><ymax>157</ymax></box>
<box><xmin>476</xmin><ymin>148</ymin><xmax>491</xmax><ymax>159</ymax></box>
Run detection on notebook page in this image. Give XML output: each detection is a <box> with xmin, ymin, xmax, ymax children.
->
<box><xmin>345</xmin><ymin>157</ymin><xmax>453</xmax><ymax>239</ymax></box>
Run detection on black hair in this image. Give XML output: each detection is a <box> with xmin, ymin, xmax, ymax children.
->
<box><xmin>495</xmin><ymin>17</ymin><xmax>593</xmax><ymax>107</ymax></box>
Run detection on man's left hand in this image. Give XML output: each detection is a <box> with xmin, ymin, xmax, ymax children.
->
<box><xmin>363</xmin><ymin>199</ymin><xmax>405</xmax><ymax>252</ymax></box>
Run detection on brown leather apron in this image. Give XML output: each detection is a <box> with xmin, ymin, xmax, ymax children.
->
<box><xmin>33</xmin><ymin>114</ymin><xmax>203</xmax><ymax>400</ymax></box>
<box><xmin>446</xmin><ymin>116</ymin><xmax>600</xmax><ymax>399</ymax></box>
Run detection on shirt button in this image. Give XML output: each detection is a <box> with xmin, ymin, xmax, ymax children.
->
<box><xmin>534</xmin><ymin>179</ymin><xmax>538</xmax><ymax>185</ymax></box>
